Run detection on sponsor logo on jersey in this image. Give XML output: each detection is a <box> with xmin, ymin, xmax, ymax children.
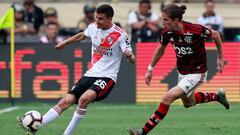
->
<box><xmin>94</xmin><ymin>46</ymin><xmax>113</xmax><ymax>56</ymax></box>
<box><xmin>178</xmin><ymin>37</ymin><xmax>183</xmax><ymax>42</ymax></box>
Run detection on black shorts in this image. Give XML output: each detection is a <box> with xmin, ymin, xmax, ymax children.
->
<box><xmin>68</xmin><ymin>76</ymin><xmax>115</xmax><ymax>103</ymax></box>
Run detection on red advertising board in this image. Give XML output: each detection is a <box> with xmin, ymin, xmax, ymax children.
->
<box><xmin>136</xmin><ymin>42</ymin><xmax>240</xmax><ymax>103</ymax></box>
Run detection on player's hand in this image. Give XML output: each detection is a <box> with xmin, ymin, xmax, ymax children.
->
<box><xmin>55</xmin><ymin>40</ymin><xmax>67</xmax><ymax>50</ymax></box>
<box><xmin>217</xmin><ymin>57</ymin><xmax>224</xmax><ymax>73</ymax></box>
<box><xmin>124</xmin><ymin>50</ymin><xmax>135</xmax><ymax>64</ymax></box>
<box><xmin>145</xmin><ymin>70</ymin><xmax>153</xmax><ymax>85</ymax></box>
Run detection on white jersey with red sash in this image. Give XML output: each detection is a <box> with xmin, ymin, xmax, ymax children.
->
<box><xmin>83</xmin><ymin>23</ymin><xmax>132</xmax><ymax>82</ymax></box>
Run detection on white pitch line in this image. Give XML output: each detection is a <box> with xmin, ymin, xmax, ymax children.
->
<box><xmin>0</xmin><ymin>106</ymin><xmax>20</xmax><ymax>115</ymax></box>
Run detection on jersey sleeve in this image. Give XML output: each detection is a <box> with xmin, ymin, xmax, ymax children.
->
<box><xmin>83</xmin><ymin>24</ymin><xmax>93</xmax><ymax>37</ymax></box>
<box><xmin>119</xmin><ymin>32</ymin><xmax>132</xmax><ymax>53</ymax></box>
<box><xmin>159</xmin><ymin>29</ymin><xmax>170</xmax><ymax>46</ymax></box>
<box><xmin>202</xmin><ymin>26</ymin><xmax>212</xmax><ymax>38</ymax></box>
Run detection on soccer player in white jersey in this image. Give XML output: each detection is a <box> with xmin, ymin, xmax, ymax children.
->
<box><xmin>17</xmin><ymin>4</ymin><xmax>135</xmax><ymax>135</ymax></box>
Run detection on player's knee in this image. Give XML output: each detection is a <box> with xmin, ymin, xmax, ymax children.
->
<box><xmin>162</xmin><ymin>94</ymin><xmax>175</xmax><ymax>104</ymax></box>
<box><xmin>78</xmin><ymin>96</ymin><xmax>90</xmax><ymax>107</ymax></box>
<box><xmin>57</xmin><ymin>98</ymin><xmax>72</xmax><ymax>110</ymax></box>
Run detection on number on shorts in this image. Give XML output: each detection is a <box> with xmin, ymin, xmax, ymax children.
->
<box><xmin>94</xmin><ymin>79</ymin><xmax>107</xmax><ymax>89</ymax></box>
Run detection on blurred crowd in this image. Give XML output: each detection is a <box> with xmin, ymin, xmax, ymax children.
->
<box><xmin>0</xmin><ymin>0</ymin><xmax>240</xmax><ymax>44</ymax></box>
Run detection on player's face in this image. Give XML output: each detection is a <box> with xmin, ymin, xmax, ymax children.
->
<box><xmin>162</xmin><ymin>12</ymin><xmax>174</xmax><ymax>30</ymax></box>
<box><xmin>162</xmin><ymin>12</ymin><xmax>177</xmax><ymax>31</ymax></box>
<box><xmin>95</xmin><ymin>13</ymin><xmax>112</xmax><ymax>30</ymax></box>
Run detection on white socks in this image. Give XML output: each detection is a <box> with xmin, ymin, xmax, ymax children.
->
<box><xmin>41</xmin><ymin>105</ymin><xmax>62</xmax><ymax>127</ymax></box>
<box><xmin>63</xmin><ymin>107</ymin><xmax>87</xmax><ymax>135</ymax></box>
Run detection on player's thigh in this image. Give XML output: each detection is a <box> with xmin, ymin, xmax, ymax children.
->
<box><xmin>163</xmin><ymin>85</ymin><xmax>186</xmax><ymax>104</ymax></box>
<box><xmin>68</xmin><ymin>76</ymin><xmax>92</xmax><ymax>103</ymax></box>
<box><xmin>178</xmin><ymin>72</ymin><xmax>207</xmax><ymax>98</ymax></box>
<box><xmin>89</xmin><ymin>77</ymin><xmax>115</xmax><ymax>102</ymax></box>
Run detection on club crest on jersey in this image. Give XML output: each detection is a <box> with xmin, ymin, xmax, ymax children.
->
<box><xmin>107</xmin><ymin>36</ymin><xmax>114</xmax><ymax>44</ymax></box>
<box><xmin>184</xmin><ymin>36</ymin><xmax>192</xmax><ymax>44</ymax></box>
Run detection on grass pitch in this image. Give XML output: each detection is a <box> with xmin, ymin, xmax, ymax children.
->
<box><xmin>0</xmin><ymin>102</ymin><xmax>239</xmax><ymax>135</ymax></box>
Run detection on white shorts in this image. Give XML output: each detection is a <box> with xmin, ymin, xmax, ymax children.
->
<box><xmin>177</xmin><ymin>71</ymin><xmax>207</xmax><ymax>97</ymax></box>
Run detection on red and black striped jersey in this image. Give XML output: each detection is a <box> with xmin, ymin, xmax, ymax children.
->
<box><xmin>160</xmin><ymin>21</ymin><xmax>212</xmax><ymax>74</ymax></box>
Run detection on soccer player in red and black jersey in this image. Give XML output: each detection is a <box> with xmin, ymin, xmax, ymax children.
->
<box><xmin>127</xmin><ymin>4</ymin><xmax>229</xmax><ymax>135</ymax></box>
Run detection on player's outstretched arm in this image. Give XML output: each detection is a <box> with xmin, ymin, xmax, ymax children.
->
<box><xmin>211</xmin><ymin>29</ymin><xmax>224</xmax><ymax>73</ymax></box>
<box><xmin>55</xmin><ymin>32</ymin><xmax>87</xmax><ymax>50</ymax></box>
<box><xmin>124</xmin><ymin>50</ymin><xmax>135</xmax><ymax>64</ymax></box>
<box><xmin>145</xmin><ymin>44</ymin><xmax>167</xmax><ymax>85</ymax></box>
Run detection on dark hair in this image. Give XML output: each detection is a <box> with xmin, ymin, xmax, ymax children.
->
<box><xmin>162</xmin><ymin>4</ymin><xmax>186</xmax><ymax>21</ymax></box>
<box><xmin>139</xmin><ymin>0</ymin><xmax>151</xmax><ymax>9</ymax></box>
<box><xmin>205</xmin><ymin>0</ymin><xmax>215</xmax><ymax>4</ymax></box>
<box><xmin>96</xmin><ymin>4</ymin><xmax>114</xmax><ymax>18</ymax></box>
<box><xmin>139</xmin><ymin>0</ymin><xmax>151</xmax><ymax>5</ymax></box>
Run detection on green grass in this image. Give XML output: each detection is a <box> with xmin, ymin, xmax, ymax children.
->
<box><xmin>0</xmin><ymin>102</ymin><xmax>239</xmax><ymax>135</ymax></box>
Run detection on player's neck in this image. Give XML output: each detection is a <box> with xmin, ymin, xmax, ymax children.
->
<box><xmin>175</xmin><ymin>22</ymin><xmax>184</xmax><ymax>33</ymax></box>
<box><xmin>102</xmin><ymin>23</ymin><xmax>113</xmax><ymax>30</ymax></box>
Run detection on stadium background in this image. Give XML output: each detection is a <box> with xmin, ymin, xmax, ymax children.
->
<box><xmin>0</xmin><ymin>0</ymin><xmax>239</xmax><ymax>103</ymax></box>
<box><xmin>0</xmin><ymin>42</ymin><xmax>239</xmax><ymax>103</ymax></box>
<box><xmin>0</xmin><ymin>1</ymin><xmax>240</xmax><ymax>135</ymax></box>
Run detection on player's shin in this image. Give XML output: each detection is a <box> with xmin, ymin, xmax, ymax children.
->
<box><xmin>41</xmin><ymin>105</ymin><xmax>62</xmax><ymax>127</ymax></box>
<box><xmin>142</xmin><ymin>103</ymin><xmax>170</xmax><ymax>134</ymax></box>
<box><xmin>63</xmin><ymin>107</ymin><xmax>87</xmax><ymax>135</ymax></box>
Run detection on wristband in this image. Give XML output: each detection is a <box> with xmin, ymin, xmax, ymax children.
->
<box><xmin>147</xmin><ymin>65</ymin><xmax>154</xmax><ymax>71</ymax></box>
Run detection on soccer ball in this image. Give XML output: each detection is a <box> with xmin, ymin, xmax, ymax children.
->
<box><xmin>22</xmin><ymin>110</ymin><xmax>42</xmax><ymax>131</ymax></box>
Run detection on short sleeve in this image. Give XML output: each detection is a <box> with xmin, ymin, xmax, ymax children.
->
<box><xmin>159</xmin><ymin>29</ymin><xmax>170</xmax><ymax>46</ymax></box>
<box><xmin>83</xmin><ymin>24</ymin><xmax>92</xmax><ymax>37</ymax></box>
<box><xmin>202</xmin><ymin>26</ymin><xmax>212</xmax><ymax>38</ymax></box>
<box><xmin>119</xmin><ymin>32</ymin><xmax>132</xmax><ymax>53</ymax></box>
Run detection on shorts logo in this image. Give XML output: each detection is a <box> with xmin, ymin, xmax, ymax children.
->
<box><xmin>187</xmin><ymin>79</ymin><xmax>195</xmax><ymax>85</ymax></box>
<box><xmin>71</xmin><ymin>86</ymin><xmax>76</xmax><ymax>91</ymax></box>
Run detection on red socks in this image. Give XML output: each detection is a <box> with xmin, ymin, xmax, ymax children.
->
<box><xmin>142</xmin><ymin>103</ymin><xmax>170</xmax><ymax>134</ymax></box>
<box><xmin>195</xmin><ymin>92</ymin><xmax>218</xmax><ymax>104</ymax></box>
